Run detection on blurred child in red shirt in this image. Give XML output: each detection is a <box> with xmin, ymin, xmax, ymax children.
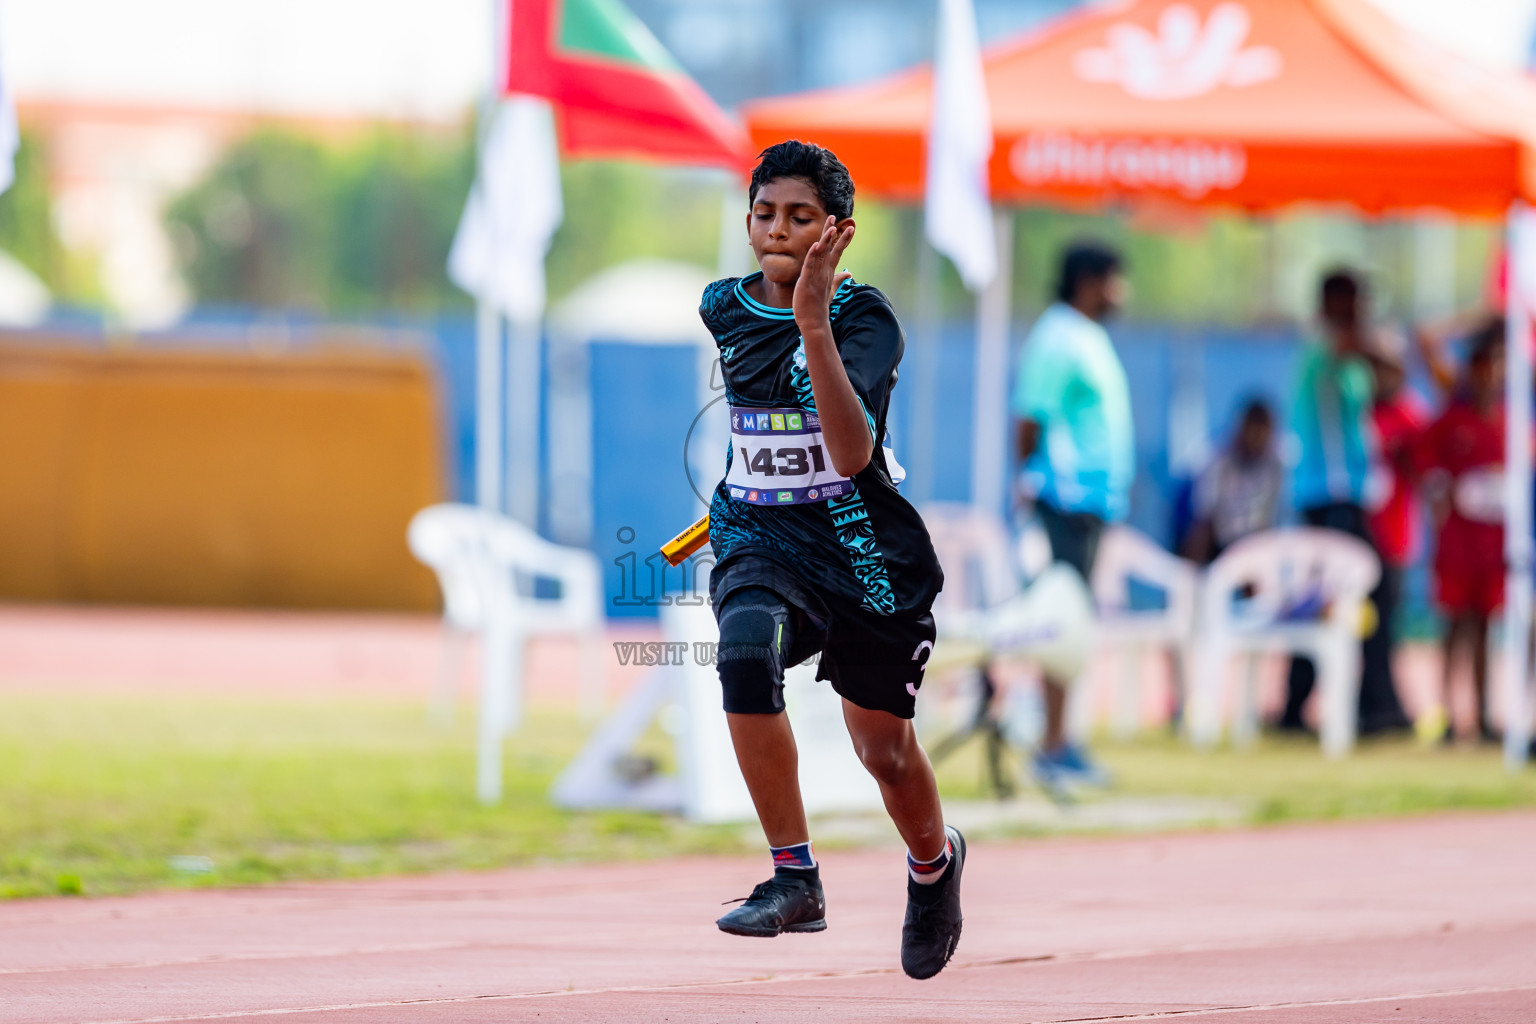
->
<box><xmin>1362</xmin><ymin>331</ymin><xmax>1424</xmax><ymax>734</ymax></box>
<box><xmin>1418</xmin><ymin>318</ymin><xmax>1507</xmax><ymax>743</ymax></box>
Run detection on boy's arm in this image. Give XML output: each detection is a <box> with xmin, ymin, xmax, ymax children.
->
<box><xmin>793</xmin><ymin>217</ymin><xmax>872</xmax><ymax>477</ymax></box>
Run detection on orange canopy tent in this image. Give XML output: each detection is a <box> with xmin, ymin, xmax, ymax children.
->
<box><xmin>744</xmin><ymin>0</ymin><xmax>1536</xmax><ymax>216</ymax></box>
<box><xmin>744</xmin><ymin>0</ymin><xmax>1536</xmax><ymax>763</ymax></box>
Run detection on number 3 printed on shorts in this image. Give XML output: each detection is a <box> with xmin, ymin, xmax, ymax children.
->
<box><xmin>907</xmin><ymin>640</ymin><xmax>934</xmax><ymax>697</ymax></box>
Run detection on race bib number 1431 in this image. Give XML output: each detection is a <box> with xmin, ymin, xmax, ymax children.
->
<box><xmin>726</xmin><ymin>406</ymin><xmax>853</xmax><ymax>505</ymax></box>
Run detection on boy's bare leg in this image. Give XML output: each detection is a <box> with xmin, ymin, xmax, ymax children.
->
<box><xmin>726</xmin><ymin>712</ymin><xmax>809</xmax><ymax>847</ymax></box>
<box><xmin>1471</xmin><ymin>613</ymin><xmax>1492</xmax><ymax>735</ymax></box>
<box><xmin>1041</xmin><ymin>677</ymin><xmax>1068</xmax><ymax>750</ymax></box>
<box><xmin>842</xmin><ymin>700</ymin><xmax>946</xmax><ymax>861</ymax></box>
<box><xmin>1441</xmin><ymin>618</ymin><xmax>1462</xmax><ymax>739</ymax></box>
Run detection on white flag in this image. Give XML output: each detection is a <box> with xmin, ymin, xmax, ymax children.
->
<box><xmin>448</xmin><ymin>95</ymin><xmax>564</xmax><ymax>323</ymax></box>
<box><xmin>0</xmin><ymin>51</ymin><xmax>17</xmax><ymax>197</ymax></box>
<box><xmin>925</xmin><ymin>0</ymin><xmax>995</xmax><ymax>292</ymax></box>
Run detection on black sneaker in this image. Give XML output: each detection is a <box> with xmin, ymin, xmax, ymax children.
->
<box><xmin>901</xmin><ymin>826</ymin><xmax>965</xmax><ymax>979</ymax></box>
<box><xmin>716</xmin><ymin>866</ymin><xmax>826</xmax><ymax>937</ymax></box>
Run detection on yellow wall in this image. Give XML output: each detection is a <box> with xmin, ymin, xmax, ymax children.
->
<box><xmin>0</xmin><ymin>339</ymin><xmax>444</xmax><ymax>610</ymax></box>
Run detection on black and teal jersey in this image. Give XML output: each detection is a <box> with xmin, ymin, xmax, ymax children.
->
<box><xmin>700</xmin><ymin>272</ymin><xmax>942</xmax><ymax>619</ymax></box>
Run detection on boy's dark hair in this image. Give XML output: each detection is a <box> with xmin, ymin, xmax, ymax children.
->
<box><xmin>1468</xmin><ymin>316</ymin><xmax>1506</xmax><ymax>367</ymax></box>
<box><xmin>1239</xmin><ymin>396</ymin><xmax>1274</xmax><ymax>428</ymax></box>
<box><xmin>1320</xmin><ymin>268</ymin><xmax>1362</xmax><ymax>306</ymax></box>
<box><xmin>749</xmin><ymin>140</ymin><xmax>854</xmax><ymax>220</ymax></box>
<box><xmin>1055</xmin><ymin>241</ymin><xmax>1123</xmax><ymax>303</ymax></box>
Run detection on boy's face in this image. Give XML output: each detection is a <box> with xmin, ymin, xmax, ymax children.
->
<box><xmin>1470</xmin><ymin>348</ymin><xmax>1505</xmax><ymax>402</ymax></box>
<box><xmin>1237</xmin><ymin>417</ymin><xmax>1271</xmax><ymax>460</ymax></box>
<box><xmin>747</xmin><ymin>177</ymin><xmax>853</xmax><ymax>287</ymax></box>
<box><xmin>1321</xmin><ymin>288</ymin><xmax>1363</xmax><ymax>335</ymax></box>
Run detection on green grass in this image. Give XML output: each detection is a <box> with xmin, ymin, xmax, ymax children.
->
<box><xmin>933</xmin><ymin>728</ymin><xmax>1536</xmax><ymax>824</ymax></box>
<box><xmin>1102</xmin><ymin>732</ymin><xmax>1536</xmax><ymax>822</ymax></box>
<box><xmin>3</xmin><ymin>693</ymin><xmax>1535</xmax><ymax>899</ymax></box>
<box><xmin>0</xmin><ymin>694</ymin><xmax>742</xmax><ymax>899</ymax></box>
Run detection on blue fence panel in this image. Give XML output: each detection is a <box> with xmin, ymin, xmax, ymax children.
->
<box><xmin>52</xmin><ymin>306</ymin><xmax>1451</xmax><ymax>624</ymax></box>
<box><xmin>589</xmin><ymin>342</ymin><xmax>701</xmax><ymax>619</ymax></box>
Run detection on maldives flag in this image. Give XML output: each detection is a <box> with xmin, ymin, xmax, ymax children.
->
<box><xmin>505</xmin><ymin>0</ymin><xmax>750</xmax><ymax>170</ymax></box>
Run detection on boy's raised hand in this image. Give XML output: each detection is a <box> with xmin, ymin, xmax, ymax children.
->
<box><xmin>793</xmin><ymin>216</ymin><xmax>855</xmax><ymax>326</ymax></box>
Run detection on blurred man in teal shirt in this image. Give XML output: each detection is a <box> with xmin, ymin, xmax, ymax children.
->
<box><xmin>1013</xmin><ymin>242</ymin><xmax>1134</xmax><ymax>791</ymax></box>
<box><xmin>1289</xmin><ymin>272</ymin><xmax>1380</xmax><ymax>516</ymax></box>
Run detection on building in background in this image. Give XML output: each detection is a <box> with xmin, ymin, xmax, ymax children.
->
<box><xmin>626</xmin><ymin>0</ymin><xmax>1078</xmax><ymax>107</ymax></box>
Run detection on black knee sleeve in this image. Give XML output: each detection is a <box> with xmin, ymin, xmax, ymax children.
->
<box><xmin>715</xmin><ymin>586</ymin><xmax>796</xmax><ymax>714</ymax></box>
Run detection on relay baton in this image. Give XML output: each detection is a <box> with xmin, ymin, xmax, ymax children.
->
<box><xmin>661</xmin><ymin>513</ymin><xmax>711</xmax><ymax>567</ymax></box>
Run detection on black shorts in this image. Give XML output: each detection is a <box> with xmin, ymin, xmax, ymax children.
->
<box><xmin>1036</xmin><ymin>501</ymin><xmax>1105</xmax><ymax>579</ymax></box>
<box><xmin>710</xmin><ymin>554</ymin><xmax>935</xmax><ymax>720</ymax></box>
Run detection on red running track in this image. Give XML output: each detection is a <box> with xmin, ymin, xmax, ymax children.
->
<box><xmin>4</xmin><ymin>811</ymin><xmax>1535</xmax><ymax>1023</ymax></box>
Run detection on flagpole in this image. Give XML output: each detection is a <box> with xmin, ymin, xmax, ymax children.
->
<box><xmin>970</xmin><ymin>209</ymin><xmax>1012</xmax><ymax>517</ymax></box>
<box><xmin>476</xmin><ymin>0</ymin><xmax>510</xmax><ymax>807</ymax></box>
<box><xmin>476</xmin><ymin>302</ymin><xmax>504</xmax><ymax>512</ymax></box>
<box><xmin>1503</xmin><ymin>202</ymin><xmax>1533</xmax><ymax>769</ymax></box>
<box><xmin>910</xmin><ymin>235</ymin><xmax>940</xmax><ymax>506</ymax></box>
<box><xmin>475</xmin><ymin>0</ymin><xmax>507</xmax><ymax>514</ymax></box>
<box><xmin>506</xmin><ymin>317</ymin><xmax>540</xmax><ymax>526</ymax></box>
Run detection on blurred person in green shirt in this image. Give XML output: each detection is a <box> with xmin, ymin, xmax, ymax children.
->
<box><xmin>1278</xmin><ymin>269</ymin><xmax>1408</xmax><ymax>736</ymax></box>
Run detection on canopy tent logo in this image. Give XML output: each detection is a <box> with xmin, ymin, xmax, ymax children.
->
<box><xmin>1009</xmin><ymin>132</ymin><xmax>1247</xmax><ymax>199</ymax></box>
<box><xmin>1072</xmin><ymin>2</ymin><xmax>1282</xmax><ymax>101</ymax></box>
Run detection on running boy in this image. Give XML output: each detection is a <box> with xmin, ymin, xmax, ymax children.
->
<box><xmin>700</xmin><ymin>141</ymin><xmax>963</xmax><ymax>980</ymax></box>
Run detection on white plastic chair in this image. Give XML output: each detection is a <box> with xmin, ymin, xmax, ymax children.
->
<box><xmin>408</xmin><ymin>503</ymin><xmax>604</xmax><ymax>803</ymax></box>
<box><xmin>923</xmin><ymin>502</ymin><xmax>1021</xmax><ymax>617</ymax></box>
<box><xmin>919</xmin><ymin>503</ymin><xmax>1094</xmax><ymax>684</ymax></box>
<box><xmin>406</xmin><ymin>504</ymin><xmax>490</xmax><ymax>726</ymax></box>
<box><xmin>1083</xmin><ymin>526</ymin><xmax>1199</xmax><ymax>739</ymax></box>
<box><xmin>1186</xmin><ymin>527</ymin><xmax>1380</xmax><ymax>757</ymax></box>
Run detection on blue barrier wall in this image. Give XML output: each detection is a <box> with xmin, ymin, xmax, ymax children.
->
<box><xmin>589</xmin><ymin>342</ymin><xmax>702</xmax><ymax>618</ymax></box>
<box><xmin>49</xmin><ymin>307</ymin><xmax>1441</xmax><ymax>622</ymax></box>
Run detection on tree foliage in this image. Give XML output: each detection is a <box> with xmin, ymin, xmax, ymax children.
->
<box><xmin>0</xmin><ymin>131</ymin><xmax>64</xmax><ymax>288</ymax></box>
<box><xmin>165</xmin><ymin>129</ymin><xmax>735</xmax><ymax>316</ymax></box>
<box><xmin>167</xmin><ymin>127</ymin><xmax>474</xmax><ymax>314</ymax></box>
<box><xmin>165</xmin><ymin>125</ymin><xmax>1500</xmax><ymax>325</ymax></box>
